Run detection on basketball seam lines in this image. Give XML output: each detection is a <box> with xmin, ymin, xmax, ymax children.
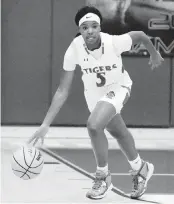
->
<box><xmin>23</xmin><ymin>147</ymin><xmax>33</xmax><ymax>167</ymax></box>
<box><xmin>13</xmin><ymin>155</ymin><xmax>39</xmax><ymax>174</ymax></box>
<box><xmin>20</xmin><ymin>147</ymin><xmax>37</xmax><ymax>178</ymax></box>
<box><xmin>29</xmin><ymin>160</ymin><xmax>44</xmax><ymax>168</ymax></box>
<box><xmin>23</xmin><ymin>147</ymin><xmax>44</xmax><ymax>168</ymax></box>
<box><xmin>12</xmin><ymin>168</ymin><xmax>30</xmax><ymax>179</ymax></box>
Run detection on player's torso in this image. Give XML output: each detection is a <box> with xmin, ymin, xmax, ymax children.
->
<box><xmin>74</xmin><ymin>33</ymin><xmax>131</xmax><ymax>90</ymax></box>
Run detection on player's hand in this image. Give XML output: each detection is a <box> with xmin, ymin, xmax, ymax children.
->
<box><xmin>27</xmin><ymin>125</ymin><xmax>49</xmax><ymax>147</ymax></box>
<box><xmin>149</xmin><ymin>51</ymin><xmax>164</xmax><ymax>70</ymax></box>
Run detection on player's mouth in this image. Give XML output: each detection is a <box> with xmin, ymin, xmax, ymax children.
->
<box><xmin>86</xmin><ymin>36</ymin><xmax>96</xmax><ymax>42</ymax></box>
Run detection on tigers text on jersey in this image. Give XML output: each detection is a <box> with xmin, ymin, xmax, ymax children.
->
<box><xmin>63</xmin><ymin>32</ymin><xmax>133</xmax><ymax>90</ymax></box>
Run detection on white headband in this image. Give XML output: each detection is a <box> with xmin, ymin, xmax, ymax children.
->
<box><xmin>79</xmin><ymin>13</ymin><xmax>100</xmax><ymax>27</ymax></box>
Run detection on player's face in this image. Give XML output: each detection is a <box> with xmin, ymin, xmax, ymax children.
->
<box><xmin>79</xmin><ymin>21</ymin><xmax>101</xmax><ymax>45</ymax></box>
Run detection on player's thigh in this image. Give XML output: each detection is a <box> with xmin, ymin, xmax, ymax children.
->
<box><xmin>103</xmin><ymin>85</ymin><xmax>131</xmax><ymax>136</ymax></box>
<box><xmin>86</xmin><ymin>85</ymin><xmax>130</xmax><ymax>130</ymax></box>
<box><xmin>87</xmin><ymin>100</ymin><xmax>116</xmax><ymax>130</ymax></box>
<box><xmin>100</xmin><ymin>85</ymin><xmax>130</xmax><ymax>115</ymax></box>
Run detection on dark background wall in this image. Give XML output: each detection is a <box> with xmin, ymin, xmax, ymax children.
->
<box><xmin>2</xmin><ymin>0</ymin><xmax>174</xmax><ymax>127</ymax></box>
<box><xmin>172</xmin><ymin>58</ymin><xmax>174</xmax><ymax>126</ymax></box>
<box><xmin>2</xmin><ymin>0</ymin><xmax>51</xmax><ymax>124</ymax></box>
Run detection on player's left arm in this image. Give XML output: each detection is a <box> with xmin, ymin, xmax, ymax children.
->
<box><xmin>128</xmin><ymin>31</ymin><xmax>164</xmax><ymax>70</ymax></box>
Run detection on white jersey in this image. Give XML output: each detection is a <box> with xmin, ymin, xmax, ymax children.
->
<box><xmin>63</xmin><ymin>32</ymin><xmax>133</xmax><ymax>90</ymax></box>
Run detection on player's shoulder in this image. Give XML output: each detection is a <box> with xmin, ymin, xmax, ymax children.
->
<box><xmin>100</xmin><ymin>32</ymin><xmax>113</xmax><ymax>40</ymax></box>
<box><xmin>65</xmin><ymin>34</ymin><xmax>82</xmax><ymax>53</ymax></box>
<box><xmin>112</xmin><ymin>32</ymin><xmax>131</xmax><ymax>39</ymax></box>
<box><xmin>73</xmin><ymin>33</ymin><xmax>83</xmax><ymax>45</ymax></box>
<box><xmin>101</xmin><ymin>32</ymin><xmax>119</xmax><ymax>45</ymax></box>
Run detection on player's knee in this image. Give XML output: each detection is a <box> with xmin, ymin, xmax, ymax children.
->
<box><xmin>87</xmin><ymin>119</ymin><xmax>103</xmax><ymax>134</ymax></box>
<box><xmin>87</xmin><ymin>120</ymin><xmax>99</xmax><ymax>133</ymax></box>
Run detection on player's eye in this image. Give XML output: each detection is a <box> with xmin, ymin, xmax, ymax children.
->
<box><xmin>92</xmin><ymin>25</ymin><xmax>98</xmax><ymax>29</ymax></box>
<box><xmin>82</xmin><ymin>26</ymin><xmax>88</xmax><ymax>30</ymax></box>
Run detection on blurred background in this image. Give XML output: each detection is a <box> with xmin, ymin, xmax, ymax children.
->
<box><xmin>1</xmin><ymin>0</ymin><xmax>174</xmax><ymax>127</ymax></box>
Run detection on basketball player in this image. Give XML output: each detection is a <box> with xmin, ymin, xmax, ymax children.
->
<box><xmin>28</xmin><ymin>6</ymin><xmax>164</xmax><ymax>200</ymax></box>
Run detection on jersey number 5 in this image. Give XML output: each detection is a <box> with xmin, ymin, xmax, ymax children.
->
<box><xmin>96</xmin><ymin>72</ymin><xmax>106</xmax><ymax>87</ymax></box>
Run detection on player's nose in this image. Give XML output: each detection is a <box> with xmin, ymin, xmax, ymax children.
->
<box><xmin>87</xmin><ymin>27</ymin><xmax>93</xmax><ymax>34</ymax></box>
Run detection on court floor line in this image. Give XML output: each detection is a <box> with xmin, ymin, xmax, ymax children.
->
<box><xmin>109</xmin><ymin>173</ymin><xmax>174</xmax><ymax>176</ymax></box>
<box><xmin>40</xmin><ymin>146</ymin><xmax>129</xmax><ymax>198</ymax></box>
<box><xmin>40</xmin><ymin>146</ymin><xmax>162</xmax><ymax>204</ymax></box>
<box><xmin>44</xmin><ymin>161</ymin><xmax>60</xmax><ymax>164</ymax></box>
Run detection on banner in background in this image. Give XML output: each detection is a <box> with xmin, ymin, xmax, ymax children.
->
<box><xmin>86</xmin><ymin>0</ymin><xmax>174</xmax><ymax>56</ymax></box>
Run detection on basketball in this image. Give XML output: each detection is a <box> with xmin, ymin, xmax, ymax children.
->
<box><xmin>11</xmin><ymin>145</ymin><xmax>44</xmax><ymax>180</ymax></box>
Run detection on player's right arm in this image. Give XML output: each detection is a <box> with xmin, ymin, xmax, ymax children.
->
<box><xmin>42</xmin><ymin>70</ymin><xmax>75</xmax><ymax>127</ymax></box>
<box><xmin>27</xmin><ymin>70</ymin><xmax>75</xmax><ymax>145</ymax></box>
<box><xmin>28</xmin><ymin>41</ymin><xmax>77</xmax><ymax>145</ymax></box>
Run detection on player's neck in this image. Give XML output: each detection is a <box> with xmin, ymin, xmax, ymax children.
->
<box><xmin>86</xmin><ymin>37</ymin><xmax>101</xmax><ymax>51</ymax></box>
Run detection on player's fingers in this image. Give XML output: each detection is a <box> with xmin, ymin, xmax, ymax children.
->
<box><xmin>27</xmin><ymin>129</ymin><xmax>41</xmax><ymax>144</ymax></box>
<box><xmin>41</xmin><ymin>137</ymin><xmax>44</xmax><ymax>145</ymax></box>
<box><xmin>151</xmin><ymin>64</ymin><xmax>156</xmax><ymax>70</ymax></box>
<box><xmin>157</xmin><ymin>60</ymin><xmax>162</xmax><ymax>67</ymax></box>
<box><xmin>161</xmin><ymin>58</ymin><xmax>164</xmax><ymax>63</ymax></box>
<box><xmin>33</xmin><ymin>137</ymin><xmax>40</xmax><ymax>146</ymax></box>
<box><xmin>27</xmin><ymin>135</ymin><xmax>36</xmax><ymax>144</ymax></box>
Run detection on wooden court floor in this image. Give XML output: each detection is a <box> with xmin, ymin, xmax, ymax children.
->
<box><xmin>1</xmin><ymin>126</ymin><xmax>174</xmax><ymax>204</ymax></box>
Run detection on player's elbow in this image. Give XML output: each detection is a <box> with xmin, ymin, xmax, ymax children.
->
<box><xmin>129</xmin><ymin>31</ymin><xmax>147</xmax><ymax>45</ymax></box>
<box><xmin>137</xmin><ymin>31</ymin><xmax>145</xmax><ymax>37</ymax></box>
<box><xmin>137</xmin><ymin>31</ymin><xmax>150</xmax><ymax>44</ymax></box>
<box><xmin>138</xmin><ymin>31</ymin><xmax>147</xmax><ymax>40</ymax></box>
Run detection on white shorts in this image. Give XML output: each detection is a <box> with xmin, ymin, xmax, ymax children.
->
<box><xmin>84</xmin><ymin>84</ymin><xmax>131</xmax><ymax>114</ymax></box>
